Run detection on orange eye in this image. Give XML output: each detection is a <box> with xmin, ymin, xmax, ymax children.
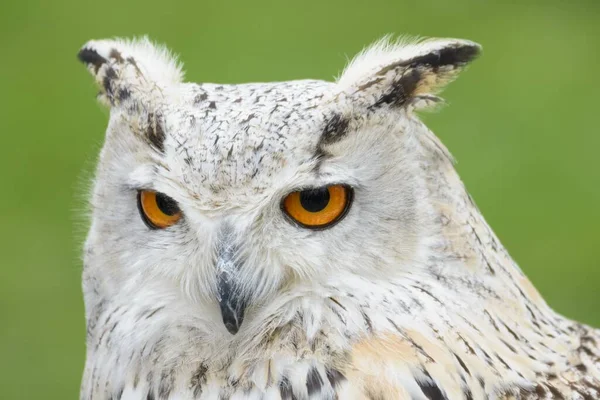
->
<box><xmin>282</xmin><ymin>184</ymin><xmax>353</xmax><ymax>229</ymax></box>
<box><xmin>137</xmin><ymin>190</ymin><xmax>182</xmax><ymax>229</ymax></box>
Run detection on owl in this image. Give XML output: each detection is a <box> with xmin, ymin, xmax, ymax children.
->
<box><xmin>78</xmin><ymin>36</ymin><xmax>600</xmax><ymax>400</ymax></box>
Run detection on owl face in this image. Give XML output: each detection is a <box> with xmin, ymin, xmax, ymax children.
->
<box><xmin>81</xmin><ymin>37</ymin><xmax>480</xmax><ymax>337</ymax></box>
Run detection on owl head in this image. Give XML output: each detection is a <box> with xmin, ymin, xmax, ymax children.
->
<box><xmin>79</xmin><ymin>37</ymin><xmax>480</xmax><ymax>339</ymax></box>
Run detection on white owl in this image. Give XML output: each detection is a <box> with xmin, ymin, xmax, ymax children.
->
<box><xmin>78</xmin><ymin>37</ymin><xmax>600</xmax><ymax>400</ymax></box>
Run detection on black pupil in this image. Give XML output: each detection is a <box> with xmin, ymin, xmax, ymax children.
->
<box><xmin>155</xmin><ymin>193</ymin><xmax>180</xmax><ymax>216</ymax></box>
<box><xmin>299</xmin><ymin>187</ymin><xmax>330</xmax><ymax>213</ymax></box>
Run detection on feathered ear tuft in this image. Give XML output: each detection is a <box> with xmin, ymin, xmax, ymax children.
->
<box><xmin>77</xmin><ymin>36</ymin><xmax>184</xmax><ymax>107</ymax></box>
<box><xmin>337</xmin><ymin>37</ymin><xmax>481</xmax><ymax>111</ymax></box>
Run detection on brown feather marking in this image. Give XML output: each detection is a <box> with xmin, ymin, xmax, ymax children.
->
<box><xmin>349</xmin><ymin>333</ymin><xmax>420</xmax><ymax>399</ymax></box>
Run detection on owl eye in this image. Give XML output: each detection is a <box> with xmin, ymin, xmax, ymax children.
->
<box><xmin>282</xmin><ymin>184</ymin><xmax>353</xmax><ymax>229</ymax></box>
<box><xmin>137</xmin><ymin>190</ymin><xmax>182</xmax><ymax>229</ymax></box>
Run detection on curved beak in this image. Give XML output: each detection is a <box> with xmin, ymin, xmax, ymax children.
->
<box><xmin>215</xmin><ymin>226</ymin><xmax>247</xmax><ymax>335</ymax></box>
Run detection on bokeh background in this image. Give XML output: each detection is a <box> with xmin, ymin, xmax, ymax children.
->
<box><xmin>1</xmin><ymin>0</ymin><xmax>599</xmax><ymax>397</ymax></box>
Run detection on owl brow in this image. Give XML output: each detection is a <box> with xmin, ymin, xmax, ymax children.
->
<box><xmin>319</xmin><ymin>113</ymin><xmax>350</xmax><ymax>146</ymax></box>
<box><xmin>144</xmin><ymin>112</ymin><xmax>166</xmax><ymax>153</ymax></box>
<box><xmin>311</xmin><ymin>113</ymin><xmax>351</xmax><ymax>174</ymax></box>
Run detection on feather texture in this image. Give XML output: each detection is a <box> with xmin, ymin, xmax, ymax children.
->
<box><xmin>77</xmin><ymin>37</ymin><xmax>599</xmax><ymax>400</ymax></box>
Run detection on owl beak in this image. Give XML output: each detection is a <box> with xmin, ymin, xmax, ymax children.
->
<box><xmin>217</xmin><ymin>272</ymin><xmax>246</xmax><ymax>335</ymax></box>
<box><xmin>215</xmin><ymin>226</ymin><xmax>247</xmax><ymax>335</ymax></box>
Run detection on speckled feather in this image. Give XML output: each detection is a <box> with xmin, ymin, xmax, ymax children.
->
<box><xmin>78</xmin><ymin>37</ymin><xmax>600</xmax><ymax>400</ymax></box>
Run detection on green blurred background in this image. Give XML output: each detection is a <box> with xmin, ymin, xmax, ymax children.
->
<box><xmin>1</xmin><ymin>0</ymin><xmax>599</xmax><ymax>397</ymax></box>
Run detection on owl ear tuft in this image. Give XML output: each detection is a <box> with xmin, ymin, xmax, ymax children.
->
<box><xmin>77</xmin><ymin>37</ymin><xmax>184</xmax><ymax>107</ymax></box>
<box><xmin>337</xmin><ymin>37</ymin><xmax>481</xmax><ymax>111</ymax></box>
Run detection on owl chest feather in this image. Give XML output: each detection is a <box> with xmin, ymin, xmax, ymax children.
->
<box><xmin>81</xmin><ymin>280</ymin><xmax>600</xmax><ymax>400</ymax></box>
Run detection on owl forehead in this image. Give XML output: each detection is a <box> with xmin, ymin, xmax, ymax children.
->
<box><xmin>161</xmin><ymin>80</ymin><xmax>338</xmax><ymax>200</ymax></box>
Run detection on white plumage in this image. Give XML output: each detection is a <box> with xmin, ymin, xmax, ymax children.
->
<box><xmin>78</xmin><ymin>36</ymin><xmax>600</xmax><ymax>400</ymax></box>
